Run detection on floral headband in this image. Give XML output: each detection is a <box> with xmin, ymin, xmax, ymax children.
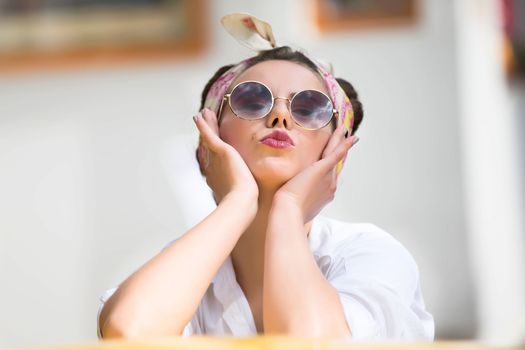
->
<box><xmin>202</xmin><ymin>13</ymin><xmax>355</xmax><ymax>174</ymax></box>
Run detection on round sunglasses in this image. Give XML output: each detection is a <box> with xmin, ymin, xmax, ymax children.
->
<box><xmin>217</xmin><ymin>80</ymin><xmax>338</xmax><ymax>130</ymax></box>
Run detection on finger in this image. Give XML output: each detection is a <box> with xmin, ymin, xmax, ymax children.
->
<box><xmin>321</xmin><ymin>122</ymin><xmax>346</xmax><ymax>159</ymax></box>
<box><xmin>332</xmin><ymin>162</ymin><xmax>338</xmax><ymax>183</ymax></box>
<box><xmin>197</xmin><ymin>143</ymin><xmax>210</xmax><ymax>170</ymax></box>
<box><xmin>193</xmin><ymin>112</ymin><xmax>223</xmax><ymax>152</ymax></box>
<box><xmin>202</xmin><ymin>108</ymin><xmax>220</xmax><ymax>136</ymax></box>
<box><xmin>321</xmin><ymin>135</ymin><xmax>359</xmax><ymax>171</ymax></box>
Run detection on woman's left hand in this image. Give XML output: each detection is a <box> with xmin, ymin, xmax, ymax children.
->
<box><xmin>273</xmin><ymin>124</ymin><xmax>359</xmax><ymax>224</ymax></box>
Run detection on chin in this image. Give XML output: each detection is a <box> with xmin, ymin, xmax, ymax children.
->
<box><xmin>249</xmin><ymin>158</ymin><xmax>298</xmax><ymax>188</ymax></box>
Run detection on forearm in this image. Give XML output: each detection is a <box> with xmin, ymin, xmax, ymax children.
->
<box><xmin>263</xmin><ymin>198</ymin><xmax>351</xmax><ymax>337</ymax></box>
<box><xmin>100</xmin><ymin>192</ymin><xmax>256</xmax><ymax>338</ymax></box>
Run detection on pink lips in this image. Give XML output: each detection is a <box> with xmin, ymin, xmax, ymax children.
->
<box><xmin>260</xmin><ymin>130</ymin><xmax>294</xmax><ymax>149</ymax></box>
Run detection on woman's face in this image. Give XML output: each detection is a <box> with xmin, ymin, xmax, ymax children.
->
<box><xmin>218</xmin><ymin>59</ymin><xmax>335</xmax><ymax>188</ymax></box>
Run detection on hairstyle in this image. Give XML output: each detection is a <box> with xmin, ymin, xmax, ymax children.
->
<box><xmin>196</xmin><ymin>46</ymin><xmax>364</xmax><ymax>175</ymax></box>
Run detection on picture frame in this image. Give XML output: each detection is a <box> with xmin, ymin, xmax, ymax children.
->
<box><xmin>0</xmin><ymin>0</ymin><xmax>208</xmax><ymax>73</ymax></box>
<box><xmin>314</xmin><ymin>0</ymin><xmax>419</xmax><ymax>32</ymax></box>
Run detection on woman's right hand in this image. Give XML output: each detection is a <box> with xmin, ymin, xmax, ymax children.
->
<box><xmin>193</xmin><ymin>108</ymin><xmax>259</xmax><ymax>205</ymax></box>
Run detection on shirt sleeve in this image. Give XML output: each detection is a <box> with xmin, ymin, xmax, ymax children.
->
<box><xmin>327</xmin><ymin>226</ymin><xmax>435</xmax><ymax>341</ymax></box>
<box><xmin>96</xmin><ymin>286</ymin><xmax>118</xmax><ymax>339</ymax></box>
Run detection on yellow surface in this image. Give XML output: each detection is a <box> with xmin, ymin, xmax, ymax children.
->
<box><xmin>30</xmin><ymin>337</ymin><xmax>519</xmax><ymax>350</ymax></box>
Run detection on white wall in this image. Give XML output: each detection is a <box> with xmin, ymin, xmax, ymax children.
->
<box><xmin>2</xmin><ymin>0</ymin><xmax>522</xmax><ymax>347</ymax></box>
<box><xmin>0</xmin><ymin>106</ymin><xmax>93</xmax><ymax>344</ymax></box>
<box><xmin>455</xmin><ymin>0</ymin><xmax>525</xmax><ymax>345</ymax></box>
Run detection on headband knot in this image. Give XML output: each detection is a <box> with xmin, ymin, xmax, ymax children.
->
<box><xmin>221</xmin><ymin>13</ymin><xmax>277</xmax><ymax>51</ymax></box>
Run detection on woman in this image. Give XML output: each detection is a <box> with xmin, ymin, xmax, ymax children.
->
<box><xmin>97</xmin><ymin>14</ymin><xmax>434</xmax><ymax>341</ymax></box>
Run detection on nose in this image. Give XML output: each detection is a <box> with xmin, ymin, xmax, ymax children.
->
<box><xmin>265</xmin><ymin>97</ymin><xmax>293</xmax><ymax>129</ymax></box>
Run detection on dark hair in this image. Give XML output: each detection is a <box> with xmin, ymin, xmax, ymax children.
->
<box><xmin>197</xmin><ymin>46</ymin><xmax>364</xmax><ymax>175</ymax></box>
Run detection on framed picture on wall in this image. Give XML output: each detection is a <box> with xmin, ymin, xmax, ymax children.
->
<box><xmin>314</xmin><ymin>0</ymin><xmax>419</xmax><ymax>31</ymax></box>
<box><xmin>0</xmin><ymin>0</ymin><xmax>208</xmax><ymax>73</ymax></box>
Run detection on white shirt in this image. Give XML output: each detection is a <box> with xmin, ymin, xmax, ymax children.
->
<box><xmin>97</xmin><ymin>215</ymin><xmax>435</xmax><ymax>341</ymax></box>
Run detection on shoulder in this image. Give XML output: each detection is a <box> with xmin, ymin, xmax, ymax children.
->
<box><xmin>311</xmin><ymin>215</ymin><xmax>416</xmax><ymax>264</ymax></box>
<box><xmin>311</xmin><ymin>215</ymin><xmax>400</xmax><ymax>244</ymax></box>
<box><xmin>310</xmin><ymin>215</ymin><xmax>420</xmax><ymax>301</ymax></box>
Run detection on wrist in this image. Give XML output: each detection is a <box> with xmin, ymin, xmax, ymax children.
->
<box><xmin>223</xmin><ymin>190</ymin><xmax>258</xmax><ymax>216</ymax></box>
<box><xmin>268</xmin><ymin>196</ymin><xmax>307</xmax><ymax>239</ymax></box>
<box><xmin>271</xmin><ymin>193</ymin><xmax>303</xmax><ymax>219</ymax></box>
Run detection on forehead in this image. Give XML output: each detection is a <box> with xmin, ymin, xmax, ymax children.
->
<box><xmin>229</xmin><ymin>60</ymin><xmax>328</xmax><ymax>95</ymax></box>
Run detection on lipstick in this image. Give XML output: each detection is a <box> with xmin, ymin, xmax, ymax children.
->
<box><xmin>260</xmin><ymin>130</ymin><xmax>294</xmax><ymax>149</ymax></box>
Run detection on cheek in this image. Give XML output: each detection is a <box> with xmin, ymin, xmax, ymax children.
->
<box><xmin>219</xmin><ymin>121</ymin><xmax>255</xmax><ymax>154</ymax></box>
<box><xmin>299</xmin><ymin>133</ymin><xmax>332</xmax><ymax>163</ymax></box>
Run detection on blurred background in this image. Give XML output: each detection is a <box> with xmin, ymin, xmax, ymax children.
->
<box><xmin>0</xmin><ymin>0</ymin><xmax>524</xmax><ymax>348</ymax></box>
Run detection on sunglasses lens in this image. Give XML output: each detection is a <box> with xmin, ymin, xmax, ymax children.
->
<box><xmin>230</xmin><ymin>82</ymin><xmax>272</xmax><ymax>119</ymax></box>
<box><xmin>291</xmin><ymin>90</ymin><xmax>334</xmax><ymax>129</ymax></box>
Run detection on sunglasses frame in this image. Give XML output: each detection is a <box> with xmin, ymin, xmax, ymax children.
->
<box><xmin>217</xmin><ymin>80</ymin><xmax>338</xmax><ymax>131</ymax></box>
